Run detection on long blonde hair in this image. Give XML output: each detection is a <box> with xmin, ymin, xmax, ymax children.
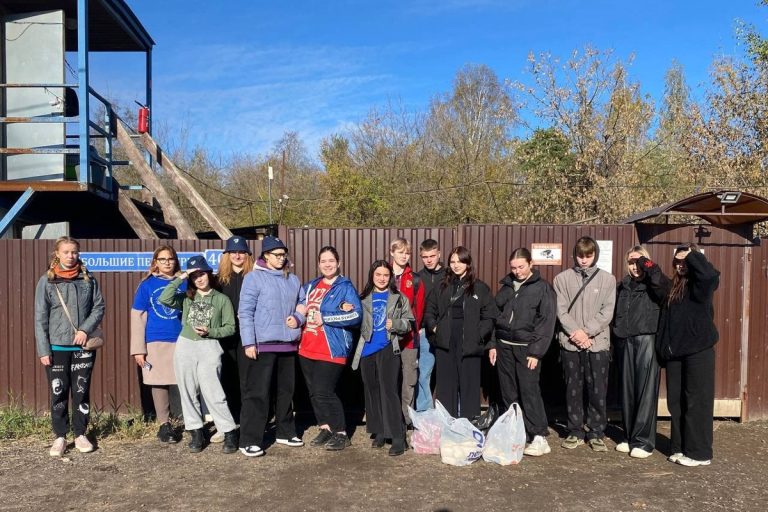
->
<box><xmin>46</xmin><ymin>236</ymin><xmax>89</xmax><ymax>280</ymax></box>
<box><xmin>625</xmin><ymin>245</ymin><xmax>651</xmax><ymax>275</ymax></box>
<box><xmin>218</xmin><ymin>252</ymin><xmax>254</xmax><ymax>285</ymax></box>
<box><xmin>142</xmin><ymin>245</ymin><xmax>181</xmax><ymax>281</ymax></box>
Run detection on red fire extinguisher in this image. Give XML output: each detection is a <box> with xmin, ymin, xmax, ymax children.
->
<box><xmin>137</xmin><ymin>103</ymin><xmax>150</xmax><ymax>134</ymax></box>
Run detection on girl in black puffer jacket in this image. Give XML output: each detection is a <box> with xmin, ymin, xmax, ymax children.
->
<box><xmin>612</xmin><ymin>245</ymin><xmax>669</xmax><ymax>459</ymax></box>
<box><xmin>490</xmin><ymin>248</ymin><xmax>556</xmax><ymax>457</ymax></box>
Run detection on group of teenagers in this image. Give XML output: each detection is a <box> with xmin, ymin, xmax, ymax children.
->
<box><xmin>34</xmin><ymin>233</ymin><xmax>720</xmax><ymax>467</ymax></box>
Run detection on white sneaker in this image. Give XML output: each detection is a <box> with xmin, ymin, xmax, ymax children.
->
<box><xmin>676</xmin><ymin>455</ymin><xmax>711</xmax><ymax>467</ymax></box>
<box><xmin>615</xmin><ymin>441</ymin><xmax>630</xmax><ymax>453</ymax></box>
<box><xmin>210</xmin><ymin>430</ymin><xmax>225</xmax><ymax>443</ymax></box>
<box><xmin>630</xmin><ymin>447</ymin><xmax>653</xmax><ymax>459</ymax></box>
<box><xmin>276</xmin><ymin>436</ymin><xmax>304</xmax><ymax>447</ymax></box>
<box><xmin>523</xmin><ymin>435</ymin><xmax>551</xmax><ymax>456</ymax></box>
<box><xmin>74</xmin><ymin>435</ymin><xmax>94</xmax><ymax>453</ymax></box>
<box><xmin>667</xmin><ymin>452</ymin><xmax>684</xmax><ymax>463</ymax></box>
<box><xmin>49</xmin><ymin>437</ymin><xmax>66</xmax><ymax>457</ymax></box>
<box><xmin>239</xmin><ymin>445</ymin><xmax>265</xmax><ymax>457</ymax></box>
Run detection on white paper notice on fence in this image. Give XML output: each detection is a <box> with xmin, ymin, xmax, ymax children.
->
<box><xmin>596</xmin><ymin>240</ymin><xmax>613</xmax><ymax>274</ymax></box>
<box><xmin>531</xmin><ymin>243</ymin><xmax>562</xmax><ymax>266</ymax></box>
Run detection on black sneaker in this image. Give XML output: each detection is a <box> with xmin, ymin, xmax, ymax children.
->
<box><xmin>310</xmin><ymin>429</ymin><xmax>334</xmax><ymax>447</ymax></box>
<box><xmin>188</xmin><ymin>428</ymin><xmax>205</xmax><ymax>453</ymax></box>
<box><xmin>157</xmin><ymin>422</ymin><xmax>179</xmax><ymax>444</ymax></box>
<box><xmin>389</xmin><ymin>437</ymin><xmax>406</xmax><ymax>456</ymax></box>
<box><xmin>371</xmin><ymin>434</ymin><xmax>386</xmax><ymax>449</ymax></box>
<box><xmin>222</xmin><ymin>429</ymin><xmax>239</xmax><ymax>454</ymax></box>
<box><xmin>325</xmin><ymin>432</ymin><xmax>351</xmax><ymax>451</ymax></box>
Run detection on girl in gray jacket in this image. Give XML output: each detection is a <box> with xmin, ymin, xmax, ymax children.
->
<box><xmin>352</xmin><ymin>260</ymin><xmax>415</xmax><ymax>456</ymax></box>
<box><xmin>34</xmin><ymin>236</ymin><xmax>105</xmax><ymax>457</ymax></box>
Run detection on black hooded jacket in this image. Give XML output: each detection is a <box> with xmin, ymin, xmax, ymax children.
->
<box><xmin>493</xmin><ymin>269</ymin><xmax>556</xmax><ymax>358</ymax></box>
<box><xmin>650</xmin><ymin>251</ymin><xmax>720</xmax><ymax>359</ymax></box>
<box><xmin>612</xmin><ymin>259</ymin><xmax>669</xmax><ymax>339</ymax></box>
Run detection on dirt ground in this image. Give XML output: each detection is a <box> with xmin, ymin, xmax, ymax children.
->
<box><xmin>0</xmin><ymin>418</ymin><xmax>766</xmax><ymax>512</ymax></box>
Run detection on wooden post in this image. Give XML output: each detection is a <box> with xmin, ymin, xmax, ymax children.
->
<box><xmin>140</xmin><ymin>132</ymin><xmax>233</xmax><ymax>240</ymax></box>
<box><xmin>117</xmin><ymin>189</ymin><xmax>157</xmax><ymax>239</ymax></box>
<box><xmin>115</xmin><ymin>121</ymin><xmax>198</xmax><ymax>239</ymax></box>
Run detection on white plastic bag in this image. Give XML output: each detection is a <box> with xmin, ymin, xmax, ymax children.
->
<box><xmin>439</xmin><ymin>417</ymin><xmax>485</xmax><ymax>466</ymax></box>
<box><xmin>408</xmin><ymin>400</ymin><xmax>453</xmax><ymax>455</ymax></box>
<box><xmin>482</xmin><ymin>403</ymin><xmax>526</xmax><ymax>465</ymax></box>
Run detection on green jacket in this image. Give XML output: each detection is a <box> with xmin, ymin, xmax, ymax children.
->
<box><xmin>158</xmin><ymin>277</ymin><xmax>235</xmax><ymax>341</ymax></box>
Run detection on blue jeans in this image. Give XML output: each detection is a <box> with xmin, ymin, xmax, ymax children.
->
<box><xmin>415</xmin><ymin>329</ymin><xmax>435</xmax><ymax>411</ymax></box>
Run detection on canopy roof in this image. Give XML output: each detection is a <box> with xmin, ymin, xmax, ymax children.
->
<box><xmin>622</xmin><ymin>190</ymin><xmax>768</xmax><ymax>226</ymax></box>
<box><xmin>1</xmin><ymin>0</ymin><xmax>154</xmax><ymax>51</ymax></box>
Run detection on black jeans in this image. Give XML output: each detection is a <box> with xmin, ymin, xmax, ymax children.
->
<box><xmin>618</xmin><ymin>335</ymin><xmax>660</xmax><ymax>451</ymax></box>
<box><xmin>561</xmin><ymin>349</ymin><xmax>609</xmax><ymax>440</ymax></box>
<box><xmin>665</xmin><ymin>347</ymin><xmax>715</xmax><ymax>461</ymax></box>
<box><xmin>238</xmin><ymin>349</ymin><xmax>297</xmax><ymax>447</ymax></box>
<box><xmin>299</xmin><ymin>356</ymin><xmax>346</xmax><ymax>433</ymax></box>
<box><xmin>361</xmin><ymin>348</ymin><xmax>404</xmax><ymax>440</ymax></box>
<box><xmin>497</xmin><ymin>344</ymin><xmax>549</xmax><ymax>440</ymax></box>
<box><xmin>219</xmin><ymin>337</ymin><xmax>242</xmax><ymax>424</ymax></box>
<box><xmin>46</xmin><ymin>350</ymin><xmax>96</xmax><ymax>437</ymax></box>
<box><xmin>434</xmin><ymin>348</ymin><xmax>481</xmax><ymax>420</ymax></box>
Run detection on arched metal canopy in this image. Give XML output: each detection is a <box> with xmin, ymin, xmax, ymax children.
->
<box><xmin>622</xmin><ymin>190</ymin><xmax>768</xmax><ymax>226</ymax></box>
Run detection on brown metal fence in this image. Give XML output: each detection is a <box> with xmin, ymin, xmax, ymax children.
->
<box><xmin>2</xmin><ymin>224</ymin><xmax>766</xmax><ymax>419</ymax></box>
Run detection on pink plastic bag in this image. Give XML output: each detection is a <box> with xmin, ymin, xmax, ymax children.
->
<box><xmin>408</xmin><ymin>400</ymin><xmax>453</xmax><ymax>455</ymax></box>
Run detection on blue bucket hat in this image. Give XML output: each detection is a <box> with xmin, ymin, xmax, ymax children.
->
<box><xmin>260</xmin><ymin>236</ymin><xmax>288</xmax><ymax>255</ymax></box>
<box><xmin>225</xmin><ymin>236</ymin><xmax>251</xmax><ymax>254</ymax></box>
<box><xmin>186</xmin><ymin>255</ymin><xmax>212</xmax><ymax>273</ymax></box>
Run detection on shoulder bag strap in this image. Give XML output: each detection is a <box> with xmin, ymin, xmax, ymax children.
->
<box><xmin>53</xmin><ymin>284</ymin><xmax>79</xmax><ymax>331</ymax></box>
<box><xmin>567</xmin><ymin>269</ymin><xmax>600</xmax><ymax>314</ymax></box>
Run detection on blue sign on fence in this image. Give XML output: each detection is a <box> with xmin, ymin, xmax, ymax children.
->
<box><xmin>80</xmin><ymin>250</ymin><xmax>224</xmax><ymax>272</ymax></box>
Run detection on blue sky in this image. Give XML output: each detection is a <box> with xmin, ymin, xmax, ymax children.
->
<box><xmin>86</xmin><ymin>0</ymin><xmax>768</xmax><ymax>159</ymax></box>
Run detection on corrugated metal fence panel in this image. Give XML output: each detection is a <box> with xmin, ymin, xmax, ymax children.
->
<box><xmin>280</xmin><ymin>227</ymin><xmax>457</xmax><ymax>290</ymax></box>
<box><xmin>460</xmin><ymin>224</ymin><xmax>638</xmax><ymax>293</ymax></box>
<box><xmin>748</xmin><ymin>239</ymin><xmax>768</xmax><ymax>420</ymax></box>
<box><xmin>1</xmin><ymin>225</ymin><xmax>760</xmax><ymax>413</ymax></box>
<box><xmin>637</xmin><ymin>224</ymin><xmax>751</xmax><ymax>401</ymax></box>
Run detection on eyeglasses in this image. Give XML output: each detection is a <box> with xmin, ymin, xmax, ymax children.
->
<box><xmin>267</xmin><ymin>252</ymin><xmax>288</xmax><ymax>259</ymax></box>
<box><xmin>156</xmin><ymin>258</ymin><xmax>176</xmax><ymax>264</ymax></box>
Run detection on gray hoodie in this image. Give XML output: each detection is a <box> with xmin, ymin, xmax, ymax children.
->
<box><xmin>553</xmin><ymin>250</ymin><xmax>616</xmax><ymax>353</ymax></box>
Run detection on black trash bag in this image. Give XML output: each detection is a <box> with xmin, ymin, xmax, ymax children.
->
<box><xmin>470</xmin><ymin>402</ymin><xmax>499</xmax><ymax>431</ymax></box>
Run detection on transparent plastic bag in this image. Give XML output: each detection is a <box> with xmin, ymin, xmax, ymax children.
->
<box><xmin>408</xmin><ymin>400</ymin><xmax>453</xmax><ymax>455</ymax></box>
<box><xmin>482</xmin><ymin>403</ymin><xmax>526</xmax><ymax>465</ymax></box>
<box><xmin>439</xmin><ymin>417</ymin><xmax>485</xmax><ymax>466</ymax></box>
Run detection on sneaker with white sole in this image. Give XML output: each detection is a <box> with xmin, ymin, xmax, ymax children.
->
<box><xmin>49</xmin><ymin>437</ymin><xmax>66</xmax><ymax>457</ymax></box>
<box><xmin>676</xmin><ymin>455</ymin><xmax>711</xmax><ymax>467</ymax></box>
<box><xmin>561</xmin><ymin>435</ymin><xmax>584</xmax><ymax>449</ymax></box>
<box><xmin>276</xmin><ymin>436</ymin><xmax>304</xmax><ymax>447</ymax></box>
<box><xmin>210</xmin><ymin>430</ymin><xmax>225</xmax><ymax>443</ymax></box>
<box><xmin>615</xmin><ymin>441</ymin><xmax>630</xmax><ymax>453</ymax></box>
<box><xmin>588</xmin><ymin>438</ymin><xmax>608</xmax><ymax>452</ymax></box>
<box><xmin>630</xmin><ymin>447</ymin><xmax>653</xmax><ymax>459</ymax></box>
<box><xmin>667</xmin><ymin>452</ymin><xmax>684</xmax><ymax>463</ymax></box>
<box><xmin>74</xmin><ymin>435</ymin><xmax>94</xmax><ymax>453</ymax></box>
<box><xmin>523</xmin><ymin>435</ymin><xmax>551</xmax><ymax>456</ymax></box>
<box><xmin>239</xmin><ymin>445</ymin><xmax>265</xmax><ymax>457</ymax></box>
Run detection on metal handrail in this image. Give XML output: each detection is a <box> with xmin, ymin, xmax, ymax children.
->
<box><xmin>1</xmin><ymin>82</ymin><xmax>118</xmax><ymax>194</ymax></box>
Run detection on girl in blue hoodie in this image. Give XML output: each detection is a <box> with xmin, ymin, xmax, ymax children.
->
<box><xmin>237</xmin><ymin>236</ymin><xmax>303</xmax><ymax>457</ymax></box>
